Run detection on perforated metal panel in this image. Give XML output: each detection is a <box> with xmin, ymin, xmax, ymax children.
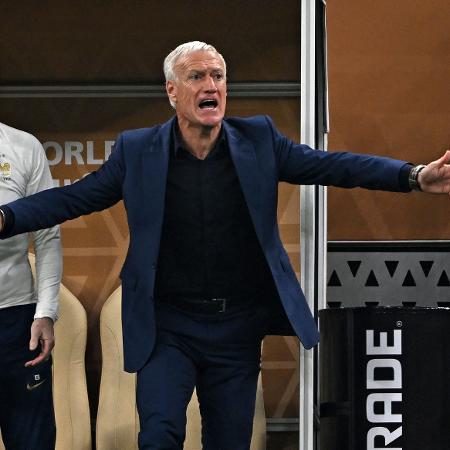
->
<box><xmin>327</xmin><ymin>241</ymin><xmax>450</xmax><ymax>308</ymax></box>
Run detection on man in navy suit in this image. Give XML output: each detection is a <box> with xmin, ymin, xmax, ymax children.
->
<box><xmin>1</xmin><ymin>41</ymin><xmax>449</xmax><ymax>449</ymax></box>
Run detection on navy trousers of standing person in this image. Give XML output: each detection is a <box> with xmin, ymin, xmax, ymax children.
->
<box><xmin>136</xmin><ymin>301</ymin><xmax>268</xmax><ymax>450</ymax></box>
<box><xmin>0</xmin><ymin>304</ymin><xmax>56</xmax><ymax>450</ymax></box>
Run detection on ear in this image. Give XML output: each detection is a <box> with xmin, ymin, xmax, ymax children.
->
<box><xmin>166</xmin><ymin>80</ymin><xmax>177</xmax><ymax>105</ymax></box>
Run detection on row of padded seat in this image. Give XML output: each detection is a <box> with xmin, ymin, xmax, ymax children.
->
<box><xmin>0</xmin><ymin>255</ymin><xmax>266</xmax><ymax>449</ymax></box>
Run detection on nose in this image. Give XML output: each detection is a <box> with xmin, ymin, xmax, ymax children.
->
<box><xmin>204</xmin><ymin>75</ymin><xmax>217</xmax><ymax>92</ymax></box>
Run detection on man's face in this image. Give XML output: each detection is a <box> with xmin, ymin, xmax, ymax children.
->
<box><xmin>166</xmin><ymin>50</ymin><xmax>227</xmax><ymax>129</ymax></box>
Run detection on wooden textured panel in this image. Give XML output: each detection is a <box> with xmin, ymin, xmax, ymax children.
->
<box><xmin>327</xmin><ymin>0</ymin><xmax>450</xmax><ymax>240</ymax></box>
<box><xmin>1</xmin><ymin>0</ymin><xmax>300</xmax><ymax>83</ymax></box>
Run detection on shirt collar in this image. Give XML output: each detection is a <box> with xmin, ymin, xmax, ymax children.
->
<box><xmin>172</xmin><ymin>119</ymin><xmax>226</xmax><ymax>159</ymax></box>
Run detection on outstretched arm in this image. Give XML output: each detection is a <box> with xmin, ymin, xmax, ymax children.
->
<box><xmin>0</xmin><ymin>133</ymin><xmax>125</xmax><ymax>237</ymax></box>
<box><xmin>417</xmin><ymin>150</ymin><xmax>450</xmax><ymax>195</ymax></box>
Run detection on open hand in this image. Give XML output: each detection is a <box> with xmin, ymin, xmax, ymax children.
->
<box><xmin>418</xmin><ymin>150</ymin><xmax>450</xmax><ymax>195</ymax></box>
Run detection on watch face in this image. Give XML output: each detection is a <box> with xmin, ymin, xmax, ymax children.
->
<box><xmin>408</xmin><ymin>165</ymin><xmax>424</xmax><ymax>191</ymax></box>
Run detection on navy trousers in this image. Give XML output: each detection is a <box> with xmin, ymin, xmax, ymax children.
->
<box><xmin>136</xmin><ymin>301</ymin><xmax>269</xmax><ymax>450</ymax></box>
<box><xmin>0</xmin><ymin>304</ymin><xmax>56</xmax><ymax>450</ymax></box>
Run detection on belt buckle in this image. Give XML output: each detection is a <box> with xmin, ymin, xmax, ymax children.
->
<box><xmin>212</xmin><ymin>298</ymin><xmax>227</xmax><ymax>313</ymax></box>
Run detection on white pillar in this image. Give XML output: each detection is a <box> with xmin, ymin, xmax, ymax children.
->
<box><xmin>300</xmin><ymin>1</ymin><xmax>328</xmax><ymax>449</ymax></box>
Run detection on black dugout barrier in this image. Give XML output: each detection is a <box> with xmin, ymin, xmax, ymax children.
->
<box><xmin>319</xmin><ymin>307</ymin><xmax>450</xmax><ymax>450</ymax></box>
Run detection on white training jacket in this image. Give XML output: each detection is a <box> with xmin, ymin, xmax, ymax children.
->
<box><xmin>0</xmin><ymin>122</ymin><xmax>61</xmax><ymax>321</ymax></box>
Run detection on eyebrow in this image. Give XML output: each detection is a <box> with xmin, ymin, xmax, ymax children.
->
<box><xmin>188</xmin><ymin>67</ymin><xmax>224</xmax><ymax>74</ymax></box>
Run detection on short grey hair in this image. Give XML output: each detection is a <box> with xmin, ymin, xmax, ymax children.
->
<box><xmin>164</xmin><ymin>41</ymin><xmax>227</xmax><ymax>109</ymax></box>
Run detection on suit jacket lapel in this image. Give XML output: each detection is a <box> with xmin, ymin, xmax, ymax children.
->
<box><xmin>223</xmin><ymin>121</ymin><xmax>262</xmax><ymax>235</ymax></box>
<box><xmin>142</xmin><ymin>117</ymin><xmax>174</xmax><ymax>228</ymax></box>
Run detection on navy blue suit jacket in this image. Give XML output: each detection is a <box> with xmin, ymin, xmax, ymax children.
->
<box><xmin>2</xmin><ymin>115</ymin><xmax>410</xmax><ymax>372</ymax></box>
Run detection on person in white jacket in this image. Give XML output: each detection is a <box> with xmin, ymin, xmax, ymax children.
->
<box><xmin>0</xmin><ymin>122</ymin><xmax>61</xmax><ymax>450</ymax></box>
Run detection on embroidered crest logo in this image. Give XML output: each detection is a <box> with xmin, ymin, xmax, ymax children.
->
<box><xmin>0</xmin><ymin>161</ymin><xmax>11</xmax><ymax>178</ymax></box>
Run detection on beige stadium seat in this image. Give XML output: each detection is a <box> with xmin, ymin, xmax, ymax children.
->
<box><xmin>0</xmin><ymin>254</ymin><xmax>91</xmax><ymax>450</ymax></box>
<box><xmin>30</xmin><ymin>253</ymin><xmax>92</xmax><ymax>450</ymax></box>
<box><xmin>96</xmin><ymin>286</ymin><xmax>139</xmax><ymax>450</ymax></box>
<box><xmin>52</xmin><ymin>282</ymin><xmax>92</xmax><ymax>450</ymax></box>
<box><xmin>96</xmin><ymin>285</ymin><xmax>266</xmax><ymax>450</ymax></box>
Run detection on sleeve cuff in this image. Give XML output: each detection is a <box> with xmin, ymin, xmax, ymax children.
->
<box><xmin>34</xmin><ymin>309</ymin><xmax>58</xmax><ymax>322</ymax></box>
<box><xmin>399</xmin><ymin>163</ymin><xmax>414</xmax><ymax>192</ymax></box>
<box><xmin>0</xmin><ymin>205</ymin><xmax>15</xmax><ymax>237</ymax></box>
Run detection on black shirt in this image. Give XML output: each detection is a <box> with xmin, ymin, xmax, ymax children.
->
<box><xmin>154</xmin><ymin>122</ymin><xmax>278</xmax><ymax>302</ymax></box>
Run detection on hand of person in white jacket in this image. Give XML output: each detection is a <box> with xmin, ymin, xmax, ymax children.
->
<box><xmin>25</xmin><ymin>317</ymin><xmax>55</xmax><ymax>367</ymax></box>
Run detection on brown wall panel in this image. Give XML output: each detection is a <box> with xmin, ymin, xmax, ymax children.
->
<box><xmin>2</xmin><ymin>96</ymin><xmax>302</xmax><ymax>420</ymax></box>
<box><xmin>327</xmin><ymin>0</ymin><xmax>450</xmax><ymax>240</ymax></box>
<box><xmin>1</xmin><ymin>0</ymin><xmax>300</xmax><ymax>83</ymax></box>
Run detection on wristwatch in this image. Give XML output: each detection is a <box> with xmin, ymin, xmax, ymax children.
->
<box><xmin>408</xmin><ymin>164</ymin><xmax>426</xmax><ymax>191</ymax></box>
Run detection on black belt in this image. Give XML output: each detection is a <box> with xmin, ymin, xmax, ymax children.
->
<box><xmin>158</xmin><ymin>296</ymin><xmax>251</xmax><ymax>314</ymax></box>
